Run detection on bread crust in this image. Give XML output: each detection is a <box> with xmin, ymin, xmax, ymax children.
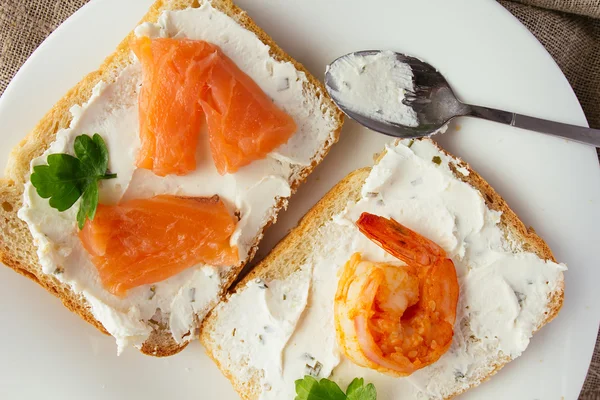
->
<box><xmin>0</xmin><ymin>0</ymin><xmax>343</xmax><ymax>357</ymax></box>
<box><xmin>200</xmin><ymin>139</ymin><xmax>565</xmax><ymax>399</ymax></box>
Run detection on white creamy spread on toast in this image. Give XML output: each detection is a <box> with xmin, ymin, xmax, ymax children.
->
<box><xmin>18</xmin><ymin>2</ymin><xmax>338</xmax><ymax>352</ymax></box>
<box><xmin>326</xmin><ymin>51</ymin><xmax>418</xmax><ymax>127</ymax></box>
<box><xmin>209</xmin><ymin>139</ymin><xmax>566</xmax><ymax>399</ymax></box>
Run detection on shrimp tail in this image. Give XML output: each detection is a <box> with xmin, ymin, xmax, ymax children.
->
<box><xmin>356</xmin><ymin>212</ymin><xmax>446</xmax><ymax>266</ymax></box>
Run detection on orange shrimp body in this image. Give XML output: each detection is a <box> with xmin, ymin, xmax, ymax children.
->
<box><xmin>334</xmin><ymin>212</ymin><xmax>459</xmax><ymax>377</ymax></box>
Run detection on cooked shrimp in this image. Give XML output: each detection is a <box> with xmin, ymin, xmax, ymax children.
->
<box><xmin>334</xmin><ymin>212</ymin><xmax>459</xmax><ymax>376</ymax></box>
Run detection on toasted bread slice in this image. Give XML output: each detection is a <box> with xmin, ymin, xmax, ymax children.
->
<box><xmin>0</xmin><ymin>0</ymin><xmax>343</xmax><ymax>356</ymax></box>
<box><xmin>200</xmin><ymin>139</ymin><xmax>564</xmax><ymax>399</ymax></box>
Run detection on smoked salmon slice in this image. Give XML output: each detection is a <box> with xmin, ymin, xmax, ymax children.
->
<box><xmin>131</xmin><ymin>37</ymin><xmax>214</xmax><ymax>176</ymax></box>
<box><xmin>79</xmin><ymin>195</ymin><xmax>239</xmax><ymax>297</ymax></box>
<box><xmin>199</xmin><ymin>44</ymin><xmax>298</xmax><ymax>174</ymax></box>
<box><xmin>131</xmin><ymin>37</ymin><xmax>297</xmax><ymax>176</ymax></box>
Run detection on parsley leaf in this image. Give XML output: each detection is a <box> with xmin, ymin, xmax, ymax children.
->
<box><xmin>295</xmin><ymin>376</ymin><xmax>346</xmax><ymax>400</ymax></box>
<box><xmin>74</xmin><ymin>133</ymin><xmax>109</xmax><ymax>176</ymax></box>
<box><xmin>30</xmin><ymin>133</ymin><xmax>116</xmax><ymax>229</ymax></box>
<box><xmin>31</xmin><ymin>154</ymin><xmax>85</xmax><ymax>212</ymax></box>
<box><xmin>77</xmin><ymin>183</ymin><xmax>99</xmax><ymax>230</ymax></box>
<box><xmin>346</xmin><ymin>378</ymin><xmax>376</xmax><ymax>400</ymax></box>
<box><xmin>346</xmin><ymin>378</ymin><xmax>365</xmax><ymax>395</ymax></box>
<box><xmin>295</xmin><ymin>376</ymin><xmax>377</xmax><ymax>400</ymax></box>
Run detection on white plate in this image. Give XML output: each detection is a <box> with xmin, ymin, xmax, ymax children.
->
<box><xmin>0</xmin><ymin>0</ymin><xmax>599</xmax><ymax>399</ymax></box>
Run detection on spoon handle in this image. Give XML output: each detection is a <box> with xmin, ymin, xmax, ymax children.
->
<box><xmin>467</xmin><ymin>105</ymin><xmax>600</xmax><ymax>147</ymax></box>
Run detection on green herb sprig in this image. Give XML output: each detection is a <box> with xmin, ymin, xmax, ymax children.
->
<box><xmin>30</xmin><ymin>133</ymin><xmax>116</xmax><ymax>229</ymax></box>
<box><xmin>295</xmin><ymin>376</ymin><xmax>377</xmax><ymax>400</ymax></box>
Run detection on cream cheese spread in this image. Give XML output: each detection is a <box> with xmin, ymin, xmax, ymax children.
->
<box><xmin>327</xmin><ymin>51</ymin><xmax>418</xmax><ymax>127</ymax></box>
<box><xmin>18</xmin><ymin>2</ymin><xmax>338</xmax><ymax>352</ymax></box>
<box><xmin>210</xmin><ymin>139</ymin><xmax>566</xmax><ymax>399</ymax></box>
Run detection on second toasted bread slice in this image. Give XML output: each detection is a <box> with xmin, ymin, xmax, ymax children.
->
<box><xmin>200</xmin><ymin>138</ymin><xmax>565</xmax><ymax>399</ymax></box>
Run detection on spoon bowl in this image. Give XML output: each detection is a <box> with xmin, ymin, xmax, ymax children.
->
<box><xmin>325</xmin><ymin>50</ymin><xmax>600</xmax><ymax>146</ymax></box>
<box><xmin>325</xmin><ymin>50</ymin><xmax>467</xmax><ymax>139</ymax></box>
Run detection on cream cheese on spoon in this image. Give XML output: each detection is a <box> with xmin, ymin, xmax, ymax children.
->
<box><xmin>326</xmin><ymin>50</ymin><xmax>419</xmax><ymax>127</ymax></box>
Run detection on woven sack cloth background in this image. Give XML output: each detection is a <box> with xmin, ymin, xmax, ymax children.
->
<box><xmin>0</xmin><ymin>0</ymin><xmax>599</xmax><ymax>398</ymax></box>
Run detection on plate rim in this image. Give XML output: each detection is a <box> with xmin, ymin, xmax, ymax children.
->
<box><xmin>0</xmin><ymin>0</ymin><xmax>597</xmax><ymax>399</ymax></box>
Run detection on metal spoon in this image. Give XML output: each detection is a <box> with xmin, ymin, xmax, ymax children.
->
<box><xmin>325</xmin><ymin>50</ymin><xmax>600</xmax><ymax>147</ymax></box>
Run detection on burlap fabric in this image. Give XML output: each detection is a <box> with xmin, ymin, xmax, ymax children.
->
<box><xmin>0</xmin><ymin>0</ymin><xmax>598</xmax><ymax>398</ymax></box>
